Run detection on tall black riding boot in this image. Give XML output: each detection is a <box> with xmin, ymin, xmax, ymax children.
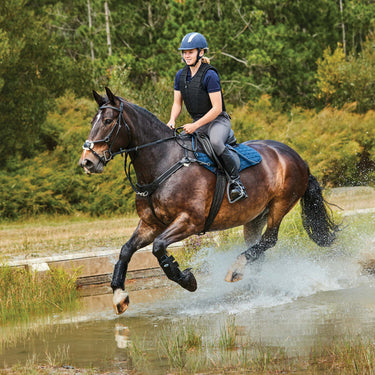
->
<box><xmin>219</xmin><ymin>146</ymin><xmax>248</xmax><ymax>203</ymax></box>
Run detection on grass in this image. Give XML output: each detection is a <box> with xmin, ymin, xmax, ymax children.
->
<box><xmin>0</xmin><ymin>187</ymin><xmax>374</xmax><ymax>374</ymax></box>
<box><xmin>0</xmin><ymin>186</ymin><xmax>373</xmax><ymax>261</ymax></box>
<box><xmin>5</xmin><ymin>331</ymin><xmax>375</xmax><ymax>374</ymax></box>
<box><xmin>0</xmin><ymin>265</ymin><xmax>80</xmax><ymax>325</ymax></box>
<box><xmin>120</xmin><ymin>317</ymin><xmax>375</xmax><ymax>374</ymax></box>
<box><xmin>0</xmin><ymin>214</ymin><xmax>139</xmax><ymax>260</ymax></box>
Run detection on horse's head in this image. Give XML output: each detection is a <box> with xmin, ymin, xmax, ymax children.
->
<box><xmin>79</xmin><ymin>87</ymin><xmax>130</xmax><ymax>174</ymax></box>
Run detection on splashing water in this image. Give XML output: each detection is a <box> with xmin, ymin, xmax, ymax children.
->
<box><xmin>145</xmin><ymin>236</ymin><xmax>374</xmax><ymax>317</ymax></box>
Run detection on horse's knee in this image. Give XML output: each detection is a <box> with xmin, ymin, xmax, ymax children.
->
<box><xmin>152</xmin><ymin>238</ymin><xmax>167</xmax><ymax>259</ymax></box>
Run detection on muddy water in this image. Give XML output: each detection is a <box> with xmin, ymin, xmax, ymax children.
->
<box><xmin>1</xmin><ymin>227</ymin><xmax>375</xmax><ymax>373</ymax></box>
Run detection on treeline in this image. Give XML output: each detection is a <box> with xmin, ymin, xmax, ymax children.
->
<box><xmin>0</xmin><ymin>0</ymin><xmax>374</xmax><ymax>220</ymax></box>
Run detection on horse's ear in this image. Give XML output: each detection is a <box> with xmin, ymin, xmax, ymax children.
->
<box><xmin>105</xmin><ymin>87</ymin><xmax>119</xmax><ymax>105</ymax></box>
<box><xmin>93</xmin><ymin>90</ymin><xmax>106</xmax><ymax>106</ymax></box>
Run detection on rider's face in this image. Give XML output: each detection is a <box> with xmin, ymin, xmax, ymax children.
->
<box><xmin>182</xmin><ymin>49</ymin><xmax>202</xmax><ymax>65</ymax></box>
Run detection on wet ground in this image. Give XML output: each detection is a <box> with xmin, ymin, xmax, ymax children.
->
<box><xmin>1</xmin><ymin>214</ymin><xmax>375</xmax><ymax>374</ymax></box>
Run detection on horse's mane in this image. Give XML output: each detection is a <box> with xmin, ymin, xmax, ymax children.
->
<box><xmin>121</xmin><ymin>98</ymin><xmax>166</xmax><ymax>128</ymax></box>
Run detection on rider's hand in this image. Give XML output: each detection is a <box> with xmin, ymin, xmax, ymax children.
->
<box><xmin>167</xmin><ymin>122</ymin><xmax>175</xmax><ymax>129</ymax></box>
<box><xmin>183</xmin><ymin>123</ymin><xmax>199</xmax><ymax>134</ymax></box>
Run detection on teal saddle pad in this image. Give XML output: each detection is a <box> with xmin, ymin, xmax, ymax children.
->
<box><xmin>194</xmin><ymin>143</ymin><xmax>262</xmax><ymax>174</ymax></box>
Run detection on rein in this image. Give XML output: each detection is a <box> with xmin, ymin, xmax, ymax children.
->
<box><xmin>124</xmin><ymin>130</ymin><xmax>197</xmax><ymax>197</ymax></box>
<box><xmin>82</xmin><ymin>102</ymin><xmax>199</xmax><ymax>225</ymax></box>
<box><xmin>83</xmin><ymin>100</ymin><xmax>227</xmax><ymax>230</ymax></box>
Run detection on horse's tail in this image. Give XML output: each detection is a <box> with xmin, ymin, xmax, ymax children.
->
<box><xmin>300</xmin><ymin>172</ymin><xmax>339</xmax><ymax>247</ymax></box>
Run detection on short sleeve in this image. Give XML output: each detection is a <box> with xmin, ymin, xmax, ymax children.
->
<box><xmin>204</xmin><ymin>69</ymin><xmax>221</xmax><ymax>93</ymax></box>
<box><xmin>174</xmin><ymin>69</ymin><xmax>183</xmax><ymax>91</ymax></box>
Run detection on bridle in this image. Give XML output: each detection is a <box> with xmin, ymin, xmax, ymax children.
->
<box><xmin>82</xmin><ymin>101</ymin><xmax>130</xmax><ymax>165</ymax></box>
<box><xmin>82</xmin><ymin>101</ymin><xmax>187</xmax><ymax>166</ymax></box>
<box><xmin>81</xmin><ymin>100</ymin><xmax>214</xmax><ymax>227</ymax></box>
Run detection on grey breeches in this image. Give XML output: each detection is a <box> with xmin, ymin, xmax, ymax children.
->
<box><xmin>198</xmin><ymin>111</ymin><xmax>231</xmax><ymax>156</ymax></box>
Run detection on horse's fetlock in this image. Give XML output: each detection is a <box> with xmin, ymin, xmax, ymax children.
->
<box><xmin>243</xmin><ymin>247</ymin><xmax>260</xmax><ymax>262</ymax></box>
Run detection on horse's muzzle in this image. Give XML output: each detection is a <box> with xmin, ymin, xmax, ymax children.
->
<box><xmin>79</xmin><ymin>156</ymin><xmax>103</xmax><ymax>174</ymax></box>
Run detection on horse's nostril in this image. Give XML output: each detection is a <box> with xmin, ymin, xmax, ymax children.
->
<box><xmin>80</xmin><ymin>158</ymin><xmax>94</xmax><ymax>170</ymax></box>
<box><xmin>83</xmin><ymin>159</ymin><xmax>92</xmax><ymax>167</ymax></box>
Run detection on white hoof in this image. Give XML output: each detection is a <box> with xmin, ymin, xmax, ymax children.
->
<box><xmin>225</xmin><ymin>254</ymin><xmax>247</xmax><ymax>282</ymax></box>
<box><xmin>113</xmin><ymin>289</ymin><xmax>129</xmax><ymax>315</ymax></box>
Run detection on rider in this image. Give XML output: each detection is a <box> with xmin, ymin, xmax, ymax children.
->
<box><xmin>167</xmin><ymin>32</ymin><xmax>247</xmax><ymax>203</ymax></box>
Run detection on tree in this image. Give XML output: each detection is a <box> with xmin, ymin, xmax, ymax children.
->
<box><xmin>0</xmin><ymin>0</ymin><xmax>92</xmax><ymax>167</ymax></box>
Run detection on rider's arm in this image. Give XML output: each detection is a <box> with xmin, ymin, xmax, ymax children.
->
<box><xmin>167</xmin><ymin>90</ymin><xmax>182</xmax><ymax>129</ymax></box>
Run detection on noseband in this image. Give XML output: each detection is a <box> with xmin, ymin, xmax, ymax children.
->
<box><xmin>82</xmin><ymin>101</ymin><xmax>130</xmax><ymax>165</ymax></box>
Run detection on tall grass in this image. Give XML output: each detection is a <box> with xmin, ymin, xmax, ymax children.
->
<box><xmin>125</xmin><ymin>318</ymin><xmax>375</xmax><ymax>374</ymax></box>
<box><xmin>0</xmin><ymin>265</ymin><xmax>80</xmax><ymax>324</ymax></box>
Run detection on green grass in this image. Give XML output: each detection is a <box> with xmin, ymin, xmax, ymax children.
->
<box><xmin>0</xmin><ymin>265</ymin><xmax>80</xmax><ymax>325</ymax></box>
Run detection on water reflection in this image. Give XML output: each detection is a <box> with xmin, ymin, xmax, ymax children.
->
<box><xmin>114</xmin><ymin>324</ymin><xmax>130</xmax><ymax>349</ymax></box>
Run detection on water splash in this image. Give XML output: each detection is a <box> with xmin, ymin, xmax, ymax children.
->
<box><xmin>148</xmin><ymin>238</ymin><xmax>373</xmax><ymax>317</ymax></box>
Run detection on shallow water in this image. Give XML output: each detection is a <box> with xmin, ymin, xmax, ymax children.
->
<box><xmin>1</xmin><ymin>226</ymin><xmax>375</xmax><ymax>373</ymax></box>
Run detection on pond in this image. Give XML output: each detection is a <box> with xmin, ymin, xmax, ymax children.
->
<box><xmin>1</xmin><ymin>213</ymin><xmax>375</xmax><ymax>373</ymax></box>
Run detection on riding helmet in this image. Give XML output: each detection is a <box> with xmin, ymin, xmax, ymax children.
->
<box><xmin>178</xmin><ymin>32</ymin><xmax>208</xmax><ymax>50</ymax></box>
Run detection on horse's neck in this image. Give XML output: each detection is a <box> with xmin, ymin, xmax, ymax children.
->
<box><xmin>129</xmin><ymin>108</ymin><xmax>181</xmax><ymax>185</ymax></box>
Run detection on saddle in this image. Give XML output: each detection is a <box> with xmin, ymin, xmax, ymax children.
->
<box><xmin>193</xmin><ymin>132</ymin><xmax>262</xmax><ymax>234</ymax></box>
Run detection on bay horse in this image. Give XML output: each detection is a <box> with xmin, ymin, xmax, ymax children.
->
<box><xmin>79</xmin><ymin>87</ymin><xmax>338</xmax><ymax>315</ymax></box>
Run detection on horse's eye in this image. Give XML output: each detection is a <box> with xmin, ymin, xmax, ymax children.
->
<box><xmin>104</xmin><ymin>119</ymin><xmax>113</xmax><ymax>125</ymax></box>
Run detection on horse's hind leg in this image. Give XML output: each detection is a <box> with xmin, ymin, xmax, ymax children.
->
<box><xmin>225</xmin><ymin>199</ymin><xmax>296</xmax><ymax>282</ymax></box>
<box><xmin>243</xmin><ymin>208</ymin><xmax>268</xmax><ymax>247</ymax></box>
<box><xmin>224</xmin><ymin>210</ymin><xmax>268</xmax><ymax>282</ymax></box>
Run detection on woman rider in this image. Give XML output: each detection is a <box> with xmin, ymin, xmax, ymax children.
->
<box><xmin>167</xmin><ymin>32</ymin><xmax>247</xmax><ymax>203</ymax></box>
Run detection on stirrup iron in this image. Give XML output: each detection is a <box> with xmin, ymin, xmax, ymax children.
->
<box><xmin>227</xmin><ymin>179</ymin><xmax>248</xmax><ymax>204</ymax></box>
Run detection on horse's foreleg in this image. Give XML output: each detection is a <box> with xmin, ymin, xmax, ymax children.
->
<box><xmin>154</xmin><ymin>243</ymin><xmax>197</xmax><ymax>292</ymax></box>
<box><xmin>152</xmin><ymin>213</ymin><xmax>198</xmax><ymax>292</ymax></box>
<box><xmin>111</xmin><ymin>242</ymin><xmax>136</xmax><ymax>315</ymax></box>
<box><xmin>111</xmin><ymin>220</ymin><xmax>160</xmax><ymax>314</ymax></box>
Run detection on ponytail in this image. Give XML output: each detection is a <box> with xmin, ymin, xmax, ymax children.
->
<box><xmin>201</xmin><ymin>56</ymin><xmax>211</xmax><ymax>64</ymax></box>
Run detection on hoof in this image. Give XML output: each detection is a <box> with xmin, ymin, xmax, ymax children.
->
<box><xmin>225</xmin><ymin>254</ymin><xmax>246</xmax><ymax>283</ymax></box>
<box><xmin>113</xmin><ymin>289</ymin><xmax>130</xmax><ymax>315</ymax></box>
<box><xmin>225</xmin><ymin>270</ymin><xmax>243</xmax><ymax>282</ymax></box>
<box><xmin>179</xmin><ymin>268</ymin><xmax>197</xmax><ymax>292</ymax></box>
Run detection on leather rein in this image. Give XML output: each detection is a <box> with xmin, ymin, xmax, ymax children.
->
<box><xmin>82</xmin><ymin>102</ymin><xmax>199</xmax><ymax>225</ymax></box>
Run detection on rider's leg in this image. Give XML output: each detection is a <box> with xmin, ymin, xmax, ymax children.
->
<box><xmin>219</xmin><ymin>146</ymin><xmax>248</xmax><ymax>202</ymax></box>
<box><xmin>207</xmin><ymin>113</ymin><xmax>247</xmax><ymax>203</ymax></box>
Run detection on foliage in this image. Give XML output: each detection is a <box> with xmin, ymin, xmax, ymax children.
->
<box><xmin>0</xmin><ymin>92</ymin><xmax>373</xmax><ymax>220</ymax></box>
<box><xmin>0</xmin><ymin>93</ymin><xmax>135</xmax><ymax>220</ymax></box>
<box><xmin>232</xmin><ymin>96</ymin><xmax>375</xmax><ymax>186</ymax></box>
<box><xmin>0</xmin><ymin>0</ymin><xmax>92</xmax><ymax>166</ymax></box>
<box><xmin>0</xmin><ymin>0</ymin><xmax>374</xmax><ymax>219</ymax></box>
<box><xmin>1</xmin><ymin>0</ymin><xmax>375</xmax><ymax>166</ymax></box>
<box><xmin>316</xmin><ymin>38</ymin><xmax>375</xmax><ymax>112</ymax></box>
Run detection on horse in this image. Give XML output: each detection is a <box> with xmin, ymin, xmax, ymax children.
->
<box><xmin>79</xmin><ymin>87</ymin><xmax>339</xmax><ymax>315</ymax></box>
